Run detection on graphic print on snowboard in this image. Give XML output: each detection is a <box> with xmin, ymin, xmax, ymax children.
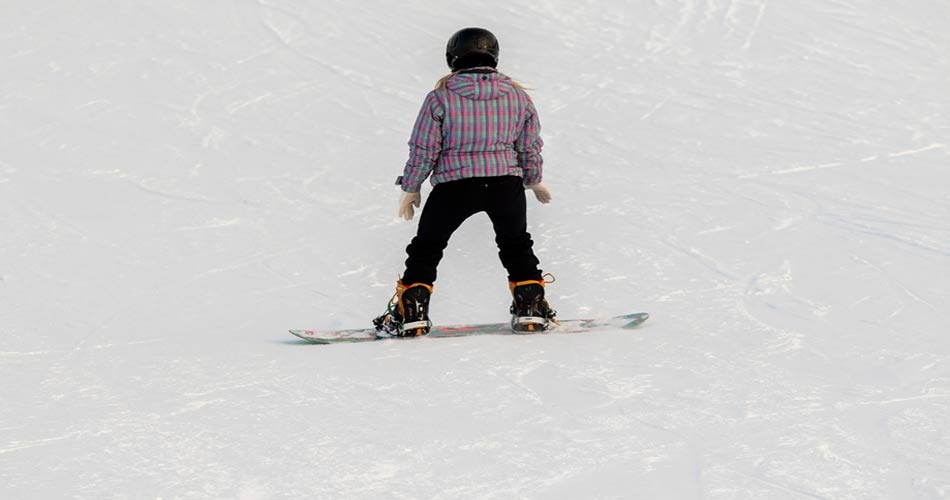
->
<box><xmin>290</xmin><ymin>312</ymin><xmax>649</xmax><ymax>344</ymax></box>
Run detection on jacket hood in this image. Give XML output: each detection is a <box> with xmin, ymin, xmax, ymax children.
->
<box><xmin>444</xmin><ymin>69</ymin><xmax>515</xmax><ymax>101</ymax></box>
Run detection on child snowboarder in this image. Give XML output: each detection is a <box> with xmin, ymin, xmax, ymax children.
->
<box><xmin>374</xmin><ymin>27</ymin><xmax>556</xmax><ymax>337</ymax></box>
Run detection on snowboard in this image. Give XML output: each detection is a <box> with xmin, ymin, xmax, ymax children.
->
<box><xmin>290</xmin><ymin>312</ymin><xmax>649</xmax><ymax>344</ymax></box>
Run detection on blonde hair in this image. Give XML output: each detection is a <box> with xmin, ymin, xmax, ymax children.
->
<box><xmin>435</xmin><ymin>72</ymin><xmax>531</xmax><ymax>92</ymax></box>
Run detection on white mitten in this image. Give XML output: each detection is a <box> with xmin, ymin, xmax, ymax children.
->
<box><xmin>527</xmin><ymin>183</ymin><xmax>552</xmax><ymax>204</ymax></box>
<box><xmin>399</xmin><ymin>191</ymin><xmax>422</xmax><ymax>220</ymax></box>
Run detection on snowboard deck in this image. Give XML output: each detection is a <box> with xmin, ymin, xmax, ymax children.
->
<box><xmin>290</xmin><ymin>312</ymin><xmax>649</xmax><ymax>344</ymax></box>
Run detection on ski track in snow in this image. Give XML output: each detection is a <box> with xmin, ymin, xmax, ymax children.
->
<box><xmin>3</xmin><ymin>0</ymin><xmax>950</xmax><ymax>498</ymax></box>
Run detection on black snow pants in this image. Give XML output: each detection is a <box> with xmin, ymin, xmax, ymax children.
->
<box><xmin>401</xmin><ymin>175</ymin><xmax>543</xmax><ymax>286</ymax></box>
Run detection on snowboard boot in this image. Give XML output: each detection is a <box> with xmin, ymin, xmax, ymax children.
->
<box><xmin>397</xmin><ymin>281</ymin><xmax>433</xmax><ymax>337</ymax></box>
<box><xmin>509</xmin><ymin>275</ymin><xmax>557</xmax><ymax>332</ymax></box>
<box><xmin>373</xmin><ymin>280</ymin><xmax>433</xmax><ymax>337</ymax></box>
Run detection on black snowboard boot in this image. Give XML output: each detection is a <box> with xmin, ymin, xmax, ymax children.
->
<box><xmin>509</xmin><ymin>277</ymin><xmax>557</xmax><ymax>332</ymax></box>
<box><xmin>397</xmin><ymin>282</ymin><xmax>432</xmax><ymax>337</ymax></box>
<box><xmin>373</xmin><ymin>280</ymin><xmax>433</xmax><ymax>337</ymax></box>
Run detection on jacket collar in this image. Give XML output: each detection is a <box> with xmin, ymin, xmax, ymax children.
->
<box><xmin>456</xmin><ymin>67</ymin><xmax>498</xmax><ymax>75</ymax></box>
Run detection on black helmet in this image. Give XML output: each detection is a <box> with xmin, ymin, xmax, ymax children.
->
<box><xmin>445</xmin><ymin>27</ymin><xmax>499</xmax><ymax>71</ymax></box>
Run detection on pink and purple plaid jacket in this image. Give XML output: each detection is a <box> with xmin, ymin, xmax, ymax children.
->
<box><xmin>400</xmin><ymin>69</ymin><xmax>543</xmax><ymax>193</ymax></box>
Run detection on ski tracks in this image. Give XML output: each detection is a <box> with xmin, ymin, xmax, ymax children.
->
<box><xmin>643</xmin><ymin>0</ymin><xmax>772</xmax><ymax>54</ymax></box>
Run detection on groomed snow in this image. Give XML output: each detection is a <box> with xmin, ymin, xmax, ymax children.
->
<box><xmin>2</xmin><ymin>1</ymin><xmax>949</xmax><ymax>498</ymax></box>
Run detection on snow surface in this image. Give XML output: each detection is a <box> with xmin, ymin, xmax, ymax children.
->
<box><xmin>2</xmin><ymin>1</ymin><xmax>950</xmax><ymax>498</ymax></box>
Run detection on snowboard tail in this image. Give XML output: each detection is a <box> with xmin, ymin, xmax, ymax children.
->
<box><xmin>289</xmin><ymin>312</ymin><xmax>649</xmax><ymax>344</ymax></box>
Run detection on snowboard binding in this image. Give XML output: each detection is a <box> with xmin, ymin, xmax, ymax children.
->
<box><xmin>373</xmin><ymin>280</ymin><xmax>433</xmax><ymax>338</ymax></box>
<box><xmin>509</xmin><ymin>274</ymin><xmax>558</xmax><ymax>332</ymax></box>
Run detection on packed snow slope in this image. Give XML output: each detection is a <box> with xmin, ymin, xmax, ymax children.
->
<box><xmin>2</xmin><ymin>1</ymin><xmax>949</xmax><ymax>498</ymax></box>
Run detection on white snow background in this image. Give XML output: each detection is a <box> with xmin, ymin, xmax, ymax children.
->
<box><xmin>2</xmin><ymin>1</ymin><xmax>949</xmax><ymax>498</ymax></box>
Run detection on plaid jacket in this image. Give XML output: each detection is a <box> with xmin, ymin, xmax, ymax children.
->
<box><xmin>400</xmin><ymin>69</ymin><xmax>543</xmax><ymax>193</ymax></box>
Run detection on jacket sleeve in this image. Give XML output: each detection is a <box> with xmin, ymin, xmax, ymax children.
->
<box><xmin>514</xmin><ymin>99</ymin><xmax>544</xmax><ymax>186</ymax></box>
<box><xmin>401</xmin><ymin>91</ymin><xmax>445</xmax><ymax>193</ymax></box>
